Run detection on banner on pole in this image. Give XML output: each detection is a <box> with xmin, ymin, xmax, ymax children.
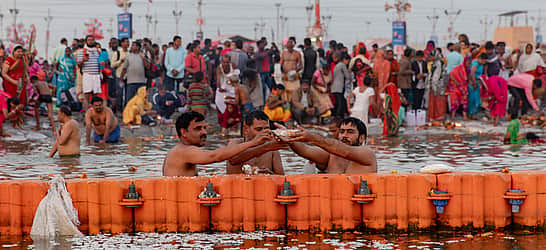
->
<box><xmin>392</xmin><ymin>21</ymin><xmax>407</xmax><ymax>46</ymax></box>
<box><xmin>117</xmin><ymin>13</ymin><xmax>133</xmax><ymax>39</ymax></box>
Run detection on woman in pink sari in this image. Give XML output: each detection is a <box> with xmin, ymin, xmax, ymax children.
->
<box><xmin>447</xmin><ymin>63</ymin><xmax>469</xmax><ymax>120</ymax></box>
<box><xmin>481</xmin><ymin>75</ymin><xmax>508</xmax><ymax>126</ymax></box>
<box><xmin>372</xmin><ymin>50</ymin><xmax>390</xmax><ymax>117</ymax></box>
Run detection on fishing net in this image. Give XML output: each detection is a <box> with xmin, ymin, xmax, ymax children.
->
<box><xmin>30</xmin><ymin>175</ymin><xmax>83</xmax><ymax>238</ymax></box>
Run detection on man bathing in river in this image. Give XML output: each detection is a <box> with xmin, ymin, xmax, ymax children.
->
<box><xmin>49</xmin><ymin>106</ymin><xmax>81</xmax><ymax>157</ymax></box>
<box><xmin>163</xmin><ymin>111</ymin><xmax>272</xmax><ymax>176</ymax></box>
<box><xmin>85</xmin><ymin>96</ymin><xmax>120</xmax><ymax>144</ymax></box>
<box><xmin>227</xmin><ymin>110</ymin><xmax>285</xmax><ymax>175</ymax></box>
<box><xmin>281</xmin><ymin>117</ymin><xmax>377</xmax><ymax>173</ymax></box>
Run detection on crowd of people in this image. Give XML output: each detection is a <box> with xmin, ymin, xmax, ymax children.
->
<box><xmin>0</xmin><ymin>32</ymin><xmax>545</xmax><ymax>175</ymax></box>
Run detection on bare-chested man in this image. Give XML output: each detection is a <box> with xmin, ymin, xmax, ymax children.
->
<box><xmin>49</xmin><ymin>106</ymin><xmax>81</xmax><ymax>157</ymax></box>
<box><xmin>283</xmin><ymin>117</ymin><xmax>377</xmax><ymax>173</ymax></box>
<box><xmin>227</xmin><ymin>111</ymin><xmax>285</xmax><ymax>175</ymax></box>
<box><xmin>280</xmin><ymin>40</ymin><xmax>302</xmax><ymax>100</ymax></box>
<box><xmin>163</xmin><ymin>111</ymin><xmax>271</xmax><ymax>176</ymax></box>
<box><xmin>85</xmin><ymin>96</ymin><xmax>120</xmax><ymax>144</ymax></box>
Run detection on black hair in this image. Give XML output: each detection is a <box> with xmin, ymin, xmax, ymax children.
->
<box><xmin>91</xmin><ymin>96</ymin><xmax>103</xmax><ymax>104</ymax></box>
<box><xmin>30</xmin><ymin>75</ymin><xmax>39</xmax><ymax>82</ymax></box>
<box><xmin>336</xmin><ymin>43</ymin><xmax>345</xmax><ymax>50</ymax></box>
<box><xmin>274</xmin><ymin>84</ymin><xmax>285</xmax><ymax>90</ymax></box>
<box><xmin>273</xmin><ymin>54</ymin><xmax>281</xmax><ymax>63</ymax></box>
<box><xmin>193</xmin><ymin>71</ymin><xmax>204</xmax><ymax>83</ymax></box>
<box><xmin>447</xmin><ymin>42</ymin><xmax>454</xmax><ymax>48</ymax></box>
<box><xmin>479</xmin><ymin>53</ymin><xmax>488</xmax><ymax>60</ymax></box>
<box><xmin>415</xmin><ymin>50</ymin><xmax>424</xmax><ymax>57</ymax></box>
<box><xmin>317</xmin><ymin>48</ymin><xmax>325</xmax><ymax>58</ymax></box>
<box><xmin>533</xmin><ymin>78</ymin><xmax>542</xmax><ymax>88</ymax></box>
<box><xmin>358</xmin><ymin>46</ymin><xmax>367</xmax><ymax>56</ymax></box>
<box><xmin>341</xmin><ymin>117</ymin><xmax>367</xmax><ymax>138</ymax></box>
<box><xmin>404</xmin><ymin>48</ymin><xmax>413</xmax><ymax>57</ymax></box>
<box><xmin>289</xmin><ymin>36</ymin><xmax>296</xmax><ymax>44</ymax></box>
<box><xmin>244</xmin><ymin>110</ymin><xmax>270</xmax><ymax>127</ymax></box>
<box><xmin>485</xmin><ymin>41</ymin><xmax>495</xmax><ymax>50</ymax></box>
<box><xmin>186</xmin><ymin>43</ymin><xmax>193</xmax><ymax>50</ymax></box>
<box><xmin>526</xmin><ymin>132</ymin><xmax>540</xmax><ymax>141</ymax></box>
<box><xmin>132</xmin><ymin>41</ymin><xmax>141</xmax><ymax>49</ymax></box>
<box><xmin>343</xmin><ymin>53</ymin><xmax>351</xmax><ymax>61</ymax></box>
<box><xmin>173</xmin><ymin>35</ymin><xmax>182</xmax><ymax>42</ymax></box>
<box><xmin>257</xmin><ymin>40</ymin><xmax>265</xmax><ymax>46</ymax></box>
<box><xmin>60</xmin><ymin>38</ymin><xmax>67</xmax><ymax>44</ymax></box>
<box><xmin>189</xmin><ymin>43</ymin><xmax>197</xmax><ymax>52</ymax></box>
<box><xmin>235</xmin><ymin>39</ymin><xmax>243</xmax><ymax>49</ymax></box>
<box><xmin>168</xmin><ymin>42</ymin><xmax>174</xmax><ymax>46</ymax></box>
<box><xmin>85</xmin><ymin>34</ymin><xmax>94</xmax><ymax>40</ymax></box>
<box><xmin>496</xmin><ymin>41</ymin><xmax>506</xmax><ymax>47</ymax></box>
<box><xmin>329</xmin><ymin>40</ymin><xmax>337</xmax><ymax>47</ymax></box>
<box><xmin>7</xmin><ymin>97</ymin><xmax>20</xmax><ymax>109</ymax></box>
<box><xmin>304</xmin><ymin>38</ymin><xmax>312</xmax><ymax>46</ymax></box>
<box><xmin>176</xmin><ymin>111</ymin><xmax>205</xmax><ymax>137</ymax></box>
<box><xmin>363</xmin><ymin>75</ymin><xmax>373</xmax><ymax>86</ymax></box>
<box><xmin>59</xmin><ymin>105</ymin><xmax>72</xmax><ymax>116</ymax></box>
<box><xmin>372</xmin><ymin>43</ymin><xmax>378</xmax><ymax>49</ymax></box>
<box><xmin>120</xmin><ymin>37</ymin><xmax>129</xmax><ymax>43</ymax></box>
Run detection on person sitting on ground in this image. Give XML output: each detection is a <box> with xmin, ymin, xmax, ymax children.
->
<box><xmin>280</xmin><ymin>117</ymin><xmax>377</xmax><ymax>173</ymax></box>
<box><xmin>227</xmin><ymin>111</ymin><xmax>285</xmax><ymax>175</ymax></box>
<box><xmin>187</xmin><ymin>71</ymin><xmax>212</xmax><ymax>116</ymax></box>
<box><xmin>152</xmin><ymin>85</ymin><xmax>180</xmax><ymax>121</ymax></box>
<box><xmin>163</xmin><ymin>111</ymin><xmax>271</xmax><ymax>176</ymax></box>
<box><xmin>264</xmin><ymin>84</ymin><xmax>291</xmax><ymax>122</ymax></box>
<box><xmin>6</xmin><ymin>97</ymin><xmax>24</xmax><ymax>129</ymax></box>
<box><xmin>49</xmin><ymin>106</ymin><xmax>81</xmax><ymax>157</ymax></box>
<box><xmin>85</xmin><ymin>96</ymin><xmax>120</xmax><ymax>144</ymax></box>
<box><xmin>123</xmin><ymin>86</ymin><xmax>155</xmax><ymax>125</ymax></box>
<box><xmin>0</xmin><ymin>92</ymin><xmax>23</xmax><ymax>136</ymax></box>
<box><xmin>30</xmin><ymin>76</ymin><xmax>56</xmax><ymax>133</ymax></box>
<box><xmin>504</xmin><ymin>114</ymin><xmax>540</xmax><ymax>145</ymax></box>
<box><xmin>291</xmin><ymin>80</ymin><xmax>321</xmax><ymax>125</ymax></box>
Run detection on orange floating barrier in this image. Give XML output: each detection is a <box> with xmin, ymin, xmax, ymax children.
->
<box><xmin>2</xmin><ymin>172</ymin><xmax>546</xmax><ymax>236</ymax></box>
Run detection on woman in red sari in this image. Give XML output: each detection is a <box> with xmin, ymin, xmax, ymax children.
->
<box><xmin>372</xmin><ymin>50</ymin><xmax>390</xmax><ymax>117</ymax></box>
<box><xmin>446</xmin><ymin>62</ymin><xmax>470</xmax><ymax>120</ymax></box>
<box><xmin>381</xmin><ymin>82</ymin><xmax>401</xmax><ymax>136</ymax></box>
<box><xmin>1</xmin><ymin>45</ymin><xmax>28</xmax><ymax>105</ymax></box>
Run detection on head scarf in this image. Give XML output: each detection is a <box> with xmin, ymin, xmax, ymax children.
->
<box><xmin>424</xmin><ymin>40</ymin><xmax>435</xmax><ymax>60</ymax></box>
<box><xmin>356</xmin><ymin>42</ymin><xmax>371</xmax><ymax>60</ymax></box>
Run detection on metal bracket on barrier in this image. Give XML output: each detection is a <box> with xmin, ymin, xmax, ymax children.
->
<box><xmin>274</xmin><ymin>180</ymin><xmax>298</xmax><ymax>205</ymax></box>
<box><xmin>504</xmin><ymin>189</ymin><xmax>527</xmax><ymax>213</ymax></box>
<box><xmin>427</xmin><ymin>190</ymin><xmax>451</xmax><ymax>214</ymax></box>
<box><xmin>120</xmin><ymin>182</ymin><xmax>144</xmax><ymax>208</ymax></box>
<box><xmin>351</xmin><ymin>180</ymin><xmax>377</xmax><ymax>204</ymax></box>
<box><xmin>198</xmin><ymin>182</ymin><xmax>222</xmax><ymax>207</ymax></box>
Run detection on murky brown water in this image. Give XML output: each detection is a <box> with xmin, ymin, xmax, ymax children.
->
<box><xmin>2</xmin><ymin>231</ymin><xmax>546</xmax><ymax>249</ymax></box>
<box><xmin>0</xmin><ymin>124</ymin><xmax>545</xmax><ymax>179</ymax></box>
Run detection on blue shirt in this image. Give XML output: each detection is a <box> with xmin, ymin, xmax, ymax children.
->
<box><xmin>164</xmin><ymin>47</ymin><xmax>187</xmax><ymax>79</ymax></box>
<box><xmin>446</xmin><ymin>51</ymin><xmax>464</xmax><ymax>74</ymax></box>
<box><xmin>470</xmin><ymin>59</ymin><xmax>483</xmax><ymax>80</ymax></box>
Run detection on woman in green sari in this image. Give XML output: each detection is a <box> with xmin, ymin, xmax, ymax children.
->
<box><xmin>55</xmin><ymin>47</ymin><xmax>77</xmax><ymax>106</ymax></box>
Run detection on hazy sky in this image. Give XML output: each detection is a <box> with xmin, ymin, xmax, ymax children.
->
<box><xmin>1</xmin><ymin>0</ymin><xmax>544</xmax><ymax>58</ymax></box>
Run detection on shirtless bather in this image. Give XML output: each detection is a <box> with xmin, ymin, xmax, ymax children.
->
<box><xmin>49</xmin><ymin>106</ymin><xmax>81</xmax><ymax>157</ymax></box>
<box><xmin>163</xmin><ymin>111</ymin><xmax>272</xmax><ymax>176</ymax></box>
<box><xmin>85</xmin><ymin>96</ymin><xmax>120</xmax><ymax>144</ymax></box>
<box><xmin>282</xmin><ymin>117</ymin><xmax>377</xmax><ymax>173</ymax></box>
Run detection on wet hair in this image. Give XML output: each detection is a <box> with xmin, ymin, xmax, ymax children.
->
<box><xmin>176</xmin><ymin>111</ymin><xmax>205</xmax><ymax>137</ymax></box>
<box><xmin>485</xmin><ymin>41</ymin><xmax>495</xmax><ymax>50</ymax></box>
<box><xmin>173</xmin><ymin>35</ymin><xmax>181</xmax><ymax>42</ymax></box>
<box><xmin>304</xmin><ymin>38</ymin><xmax>312</xmax><ymax>46</ymax></box>
<box><xmin>30</xmin><ymin>75</ymin><xmax>39</xmax><ymax>82</ymax></box>
<box><xmin>91</xmin><ymin>96</ymin><xmax>103</xmax><ymax>104</ymax></box>
<box><xmin>415</xmin><ymin>50</ymin><xmax>424</xmax><ymax>57</ymax></box>
<box><xmin>341</xmin><ymin>117</ymin><xmax>368</xmax><ymax>139</ymax></box>
<box><xmin>479</xmin><ymin>53</ymin><xmax>488</xmax><ymax>60</ymax></box>
<box><xmin>244</xmin><ymin>110</ymin><xmax>270</xmax><ymax>127</ymax></box>
<box><xmin>59</xmin><ymin>105</ymin><xmax>72</xmax><ymax>116</ymax></box>
<box><xmin>533</xmin><ymin>79</ymin><xmax>542</xmax><ymax>88</ymax></box>
<box><xmin>235</xmin><ymin>39</ymin><xmax>243</xmax><ymax>49</ymax></box>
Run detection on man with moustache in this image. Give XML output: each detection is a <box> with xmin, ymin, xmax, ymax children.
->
<box><xmin>163</xmin><ymin>111</ymin><xmax>272</xmax><ymax>176</ymax></box>
<box><xmin>283</xmin><ymin>117</ymin><xmax>377</xmax><ymax>173</ymax></box>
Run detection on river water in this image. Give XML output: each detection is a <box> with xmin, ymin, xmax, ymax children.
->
<box><xmin>0</xmin><ymin>119</ymin><xmax>545</xmax><ymax>179</ymax></box>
